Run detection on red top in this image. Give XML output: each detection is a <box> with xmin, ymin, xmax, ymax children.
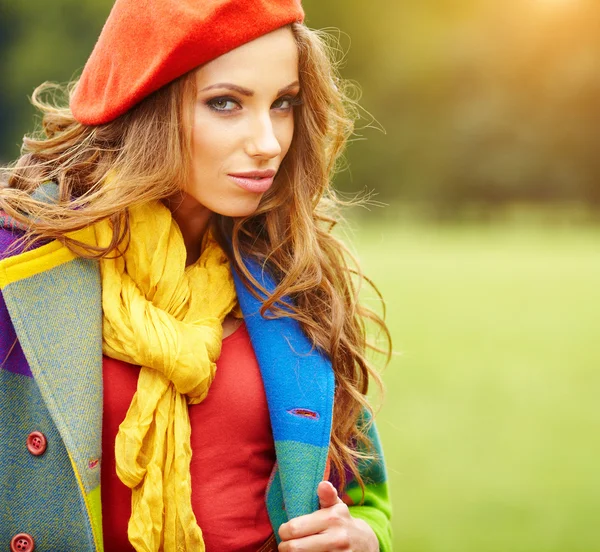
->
<box><xmin>102</xmin><ymin>322</ymin><xmax>276</xmax><ymax>551</ymax></box>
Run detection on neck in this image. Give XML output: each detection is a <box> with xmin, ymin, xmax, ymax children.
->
<box><xmin>163</xmin><ymin>193</ymin><xmax>212</xmax><ymax>266</ymax></box>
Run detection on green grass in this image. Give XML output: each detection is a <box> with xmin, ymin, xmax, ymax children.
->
<box><xmin>353</xmin><ymin>220</ymin><xmax>600</xmax><ymax>552</ymax></box>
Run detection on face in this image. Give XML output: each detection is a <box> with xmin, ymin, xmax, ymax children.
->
<box><xmin>182</xmin><ymin>26</ymin><xmax>300</xmax><ymax>218</ymax></box>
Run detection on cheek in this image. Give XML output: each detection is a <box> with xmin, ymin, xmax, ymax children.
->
<box><xmin>190</xmin><ymin>115</ymin><xmax>235</xmax><ymax>171</ymax></box>
<box><xmin>277</xmin><ymin>117</ymin><xmax>295</xmax><ymax>157</ymax></box>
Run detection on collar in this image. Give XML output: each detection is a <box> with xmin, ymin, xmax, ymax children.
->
<box><xmin>0</xmin><ymin>223</ymin><xmax>334</xmax><ymax>525</ymax></box>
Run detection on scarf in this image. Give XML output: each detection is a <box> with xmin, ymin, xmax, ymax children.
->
<box><xmin>95</xmin><ymin>200</ymin><xmax>237</xmax><ymax>551</ymax></box>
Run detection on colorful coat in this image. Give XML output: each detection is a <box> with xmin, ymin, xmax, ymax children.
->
<box><xmin>0</xmin><ymin>217</ymin><xmax>392</xmax><ymax>551</ymax></box>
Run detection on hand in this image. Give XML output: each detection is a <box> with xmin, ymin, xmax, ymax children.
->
<box><xmin>278</xmin><ymin>481</ymin><xmax>379</xmax><ymax>551</ymax></box>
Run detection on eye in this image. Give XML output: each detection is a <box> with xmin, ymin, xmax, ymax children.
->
<box><xmin>206</xmin><ymin>97</ymin><xmax>240</xmax><ymax>112</ymax></box>
<box><xmin>272</xmin><ymin>95</ymin><xmax>303</xmax><ymax>111</ymax></box>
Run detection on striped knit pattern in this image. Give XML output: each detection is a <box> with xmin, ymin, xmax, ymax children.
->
<box><xmin>0</xmin><ymin>207</ymin><xmax>392</xmax><ymax>551</ymax></box>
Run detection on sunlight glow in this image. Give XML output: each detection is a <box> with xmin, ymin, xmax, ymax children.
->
<box><xmin>535</xmin><ymin>0</ymin><xmax>578</xmax><ymax>5</ymax></box>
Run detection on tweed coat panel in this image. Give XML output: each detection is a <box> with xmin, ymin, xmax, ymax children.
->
<box><xmin>0</xmin><ymin>368</ymin><xmax>94</xmax><ymax>550</ymax></box>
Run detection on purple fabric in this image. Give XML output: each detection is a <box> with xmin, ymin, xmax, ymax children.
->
<box><xmin>0</xmin><ymin>228</ymin><xmax>32</xmax><ymax>377</ymax></box>
<box><xmin>0</xmin><ymin>227</ymin><xmax>25</xmax><ymax>260</ymax></box>
<box><xmin>0</xmin><ymin>290</ymin><xmax>31</xmax><ymax>378</ymax></box>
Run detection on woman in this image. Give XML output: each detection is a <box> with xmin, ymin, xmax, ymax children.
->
<box><xmin>0</xmin><ymin>1</ymin><xmax>392</xmax><ymax>551</ymax></box>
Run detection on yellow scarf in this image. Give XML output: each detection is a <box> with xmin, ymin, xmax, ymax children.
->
<box><xmin>95</xmin><ymin>201</ymin><xmax>237</xmax><ymax>552</ymax></box>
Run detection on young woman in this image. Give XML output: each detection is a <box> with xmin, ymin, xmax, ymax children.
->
<box><xmin>0</xmin><ymin>1</ymin><xmax>392</xmax><ymax>551</ymax></box>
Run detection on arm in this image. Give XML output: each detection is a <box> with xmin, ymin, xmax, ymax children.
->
<box><xmin>342</xmin><ymin>412</ymin><xmax>393</xmax><ymax>551</ymax></box>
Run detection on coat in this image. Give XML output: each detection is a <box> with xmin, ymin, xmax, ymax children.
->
<box><xmin>0</xmin><ymin>214</ymin><xmax>392</xmax><ymax>551</ymax></box>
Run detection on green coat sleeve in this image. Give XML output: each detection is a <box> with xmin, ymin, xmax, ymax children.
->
<box><xmin>342</xmin><ymin>411</ymin><xmax>393</xmax><ymax>551</ymax></box>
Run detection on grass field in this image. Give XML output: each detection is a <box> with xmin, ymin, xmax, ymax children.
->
<box><xmin>353</xmin><ymin>220</ymin><xmax>600</xmax><ymax>552</ymax></box>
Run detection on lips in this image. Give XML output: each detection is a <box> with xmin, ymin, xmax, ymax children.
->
<box><xmin>228</xmin><ymin>169</ymin><xmax>276</xmax><ymax>193</ymax></box>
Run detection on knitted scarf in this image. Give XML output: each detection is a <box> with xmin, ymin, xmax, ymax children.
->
<box><xmin>95</xmin><ymin>201</ymin><xmax>237</xmax><ymax>552</ymax></box>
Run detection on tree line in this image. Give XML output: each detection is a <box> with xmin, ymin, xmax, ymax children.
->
<box><xmin>2</xmin><ymin>0</ymin><xmax>599</xmax><ymax>213</ymax></box>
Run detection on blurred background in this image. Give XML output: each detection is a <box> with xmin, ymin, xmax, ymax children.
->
<box><xmin>1</xmin><ymin>0</ymin><xmax>599</xmax><ymax>550</ymax></box>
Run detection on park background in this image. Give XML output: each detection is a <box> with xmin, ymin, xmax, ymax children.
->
<box><xmin>1</xmin><ymin>0</ymin><xmax>599</xmax><ymax>550</ymax></box>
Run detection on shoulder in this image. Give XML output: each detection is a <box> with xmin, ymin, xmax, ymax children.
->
<box><xmin>0</xmin><ymin>182</ymin><xmax>61</xmax><ymax>259</ymax></box>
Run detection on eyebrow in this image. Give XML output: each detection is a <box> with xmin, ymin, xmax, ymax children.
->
<box><xmin>199</xmin><ymin>81</ymin><xmax>300</xmax><ymax>97</ymax></box>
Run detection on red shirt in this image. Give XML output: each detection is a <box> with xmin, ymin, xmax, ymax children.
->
<box><xmin>102</xmin><ymin>322</ymin><xmax>276</xmax><ymax>551</ymax></box>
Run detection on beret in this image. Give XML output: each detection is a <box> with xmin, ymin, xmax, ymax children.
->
<box><xmin>70</xmin><ymin>0</ymin><xmax>304</xmax><ymax>125</ymax></box>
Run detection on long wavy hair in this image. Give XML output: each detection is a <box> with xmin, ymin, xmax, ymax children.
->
<box><xmin>0</xmin><ymin>22</ymin><xmax>391</xmax><ymax>495</ymax></box>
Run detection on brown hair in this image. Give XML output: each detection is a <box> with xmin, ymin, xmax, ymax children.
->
<box><xmin>0</xmin><ymin>22</ymin><xmax>391</xmax><ymax>494</ymax></box>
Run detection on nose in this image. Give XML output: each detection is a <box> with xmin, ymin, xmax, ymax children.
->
<box><xmin>246</xmin><ymin>113</ymin><xmax>282</xmax><ymax>160</ymax></box>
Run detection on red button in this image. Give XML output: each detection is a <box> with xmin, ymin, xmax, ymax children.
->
<box><xmin>10</xmin><ymin>533</ymin><xmax>35</xmax><ymax>552</ymax></box>
<box><xmin>26</xmin><ymin>432</ymin><xmax>47</xmax><ymax>456</ymax></box>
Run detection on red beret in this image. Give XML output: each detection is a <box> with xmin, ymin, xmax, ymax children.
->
<box><xmin>70</xmin><ymin>0</ymin><xmax>304</xmax><ymax>125</ymax></box>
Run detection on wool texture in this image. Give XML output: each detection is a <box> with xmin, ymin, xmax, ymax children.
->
<box><xmin>0</xmin><ymin>226</ymin><xmax>104</xmax><ymax>549</ymax></box>
<box><xmin>0</xmin><ymin>200</ymin><xmax>393</xmax><ymax>551</ymax></box>
<box><xmin>95</xmin><ymin>201</ymin><xmax>237</xmax><ymax>552</ymax></box>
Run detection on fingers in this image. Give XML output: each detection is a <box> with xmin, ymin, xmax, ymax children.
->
<box><xmin>278</xmin><ymin>481</ymin><xmax>349</xmax><ymax>546</ymax></box>
<box><xmin>278</xmin><ymin>508</ymin><xmax>332</xmax><ymax>541</ymax></box>
<box><xmin>318</xmin><ymin>480</ymin><xmax>341</xmax><ymax>509</ymax></box>
<box><xmin>278</xmin><ymin>502</ymin><xmax>350</xmax><ymax>541</ymax></box>
<box><xmin>277</xmin><ymin>530</ymin><xmax>351</xmax><ymax>552</ymax></box>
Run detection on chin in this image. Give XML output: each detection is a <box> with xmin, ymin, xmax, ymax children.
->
<box><xmin>212</xmin><ymin>197</ymin><xmax>263</xmax><ymax>219</ymax></box>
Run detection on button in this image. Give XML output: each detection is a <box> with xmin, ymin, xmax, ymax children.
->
<box><xmin>26</xmin><ymin>432</ymin><xmax>47</xmax><ymax>456</ymax></box>
<box><xmin>10</xmin><ymin>533</ymin><xmax>35</xmax><ymax>552</ymax></box>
